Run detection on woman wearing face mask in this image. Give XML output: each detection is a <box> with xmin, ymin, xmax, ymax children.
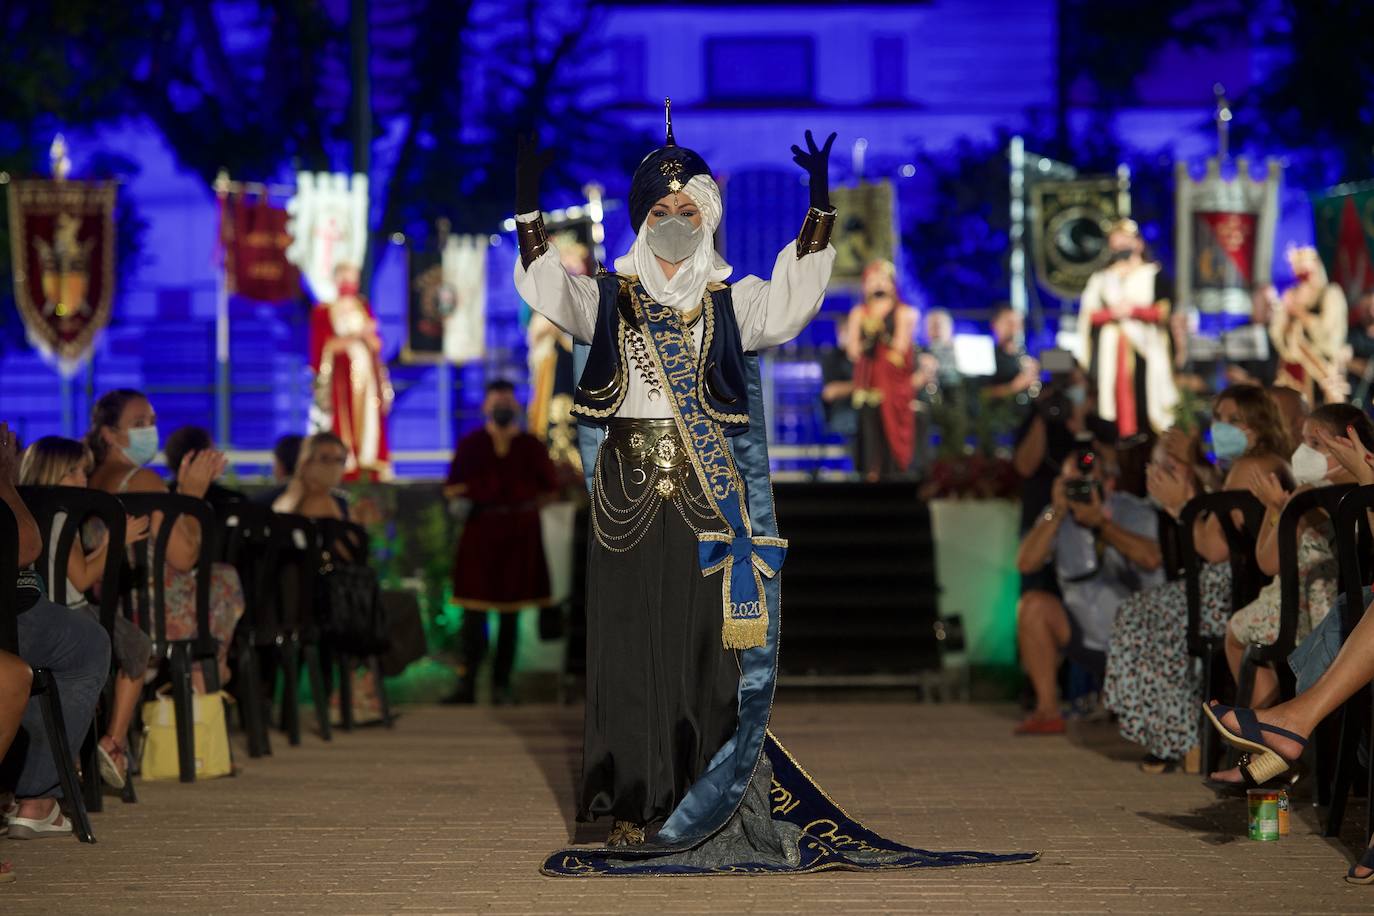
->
<box><xmin>309</xmin><ymin>261</ymin><xmax>394</xmax><ymax>482</ymax></box>
<box><xmin>845</xmin><ymin>259</ymin><xmax>918</xmax><ymax>480</ymax></box>
<box><xmin>86</xmin><ymin>389</ymin><xmax>245</xmax><ymax>690</ymax></box>
<box><xmin>441</xmin><ymin>381</ymin><xmax>560</xmax><ymax>704</ymax></box>
<box><xmin>508</xmin><ymin>113</ymin><xmax>1028</xmax><ymax>877</ymax></box>
<box><xmin>1103</xmin><ymin>384</ymin><xmax>1291</xmax><ymax>774</ymax></box>
<box><xmin>271</xmin><ymin>431</ymin><xmax>350</xmax><ymax>522</ymax></box>
<box><xmin>1200</xmin><ymin>405</ymin><xmax>1374</xmax><ymax>786</ymax></box>
<box><xmin>19</xmin><ymin>436</ymin><xmax>153</xmax><ymax>788</ymax></box>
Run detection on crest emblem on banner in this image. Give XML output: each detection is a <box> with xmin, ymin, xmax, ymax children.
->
<box><xmin>6</xmin><ymin>179</ymin><xmax>117</xmax><ymax>370</ymax></box>
<box><xmin>403</xmin><ymin>231</ymin><xmax>487</xmax><ymax>364</ymax></box>
<box><xmin>829</xmin><ymin>181</ymin><xmax>896</xmax><ymax>285</ymax></box>
<box><xmin>1174</xmin><ymin>157</ymin><xmax>1281</xmax><ymax>321</ymax></box>
<box><xmin>1030</xmin><ymin>174</ymin><xmax>1131</xmax><ymax>299</ymax></box>
<box><xmin>284</xmin><ymin>172</ymin><xmax>369</xmax><ymax>302</ymax></box>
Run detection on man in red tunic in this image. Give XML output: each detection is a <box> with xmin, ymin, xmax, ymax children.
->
<box><xmin>443</xmin><ymin>380</ymin><xmax>561</xmax><ymax>703</ymax></box>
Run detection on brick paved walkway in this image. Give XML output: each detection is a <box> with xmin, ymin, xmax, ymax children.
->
<box><xmin>3</xmin><ymin>702</ymin><xmax>1370</xmax><ymax>913</ymax></box>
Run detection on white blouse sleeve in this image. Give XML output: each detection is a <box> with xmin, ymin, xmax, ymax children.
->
<box><xmin>730</xmin><ymin>243</ymin><xmax>835</xmax><ymax>351</ymax></box>
<box><xmin>512</xmin><ymin>221</ymin><xmax>600</xmax><ymax>344</ymax></box>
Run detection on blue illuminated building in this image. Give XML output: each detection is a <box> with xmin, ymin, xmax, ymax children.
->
<box><xmin>0</xmin><ymin>1</ymin><xmax>1317</xmax><ymax>477</ymax></box>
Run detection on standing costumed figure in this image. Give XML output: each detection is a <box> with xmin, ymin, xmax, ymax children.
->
<box><xmin>309</xmin><ymin>262</ymin><xmax>394</xmax><ymax>481</ymax></box>
<box><xmin>526</xmin><ymin>232</ymin><xmax>595</xmax><ymax>476</ymax></box>
<box><xmin>1269</xmin><ymin>245</ymin><xmax>1349</xmax><ymax>405</ymax></box>
<box><xmin>845</xmin><ymin>259</ymin><xmax>917</xmax><ymax>479</ymax></box>
<box><xmin>1074</xmin><ymin>220</ymin><xmax>1179</xmax><ymax>437</ymax></box>
<box><xmin>516</xmin><ymin>104</ymin><xmax>1036</xmax><ymax>876</ymax></box>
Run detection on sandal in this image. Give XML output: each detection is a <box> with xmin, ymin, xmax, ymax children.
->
<box><xmin>96</xmin><ymin>740</ymin><xmax>128</xmax><ymax>789</ymax></box>
<box><xmin>1202</xmin><ymin>703</ymin><xmax>1307</xmax><ymax>787</ymax></box>
<box><xmin>1348</xmin><ymin>846</ymin><xmax>1374</xmax><ymax>885</ymax></box>
<box><xmin>6</xmin><ymin>801</ymin><xmax>72</xmax><ymax>840</ymax></box>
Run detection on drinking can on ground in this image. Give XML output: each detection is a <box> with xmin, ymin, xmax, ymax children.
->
<box><xmin>1277</xmin><ymin>788</ymin><xmax>1290</xmax><ymax>836</ymax></box>
<box><xmin>1248</xmin><ymin>788</ymin><xmax>1280</xmax><ymax>841</ymax></box>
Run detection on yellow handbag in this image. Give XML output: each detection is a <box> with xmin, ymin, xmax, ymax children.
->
<box><xmin>139</xmin><ymin>688</ymin><xmax>234</xmax><ymax>781</ymax></box>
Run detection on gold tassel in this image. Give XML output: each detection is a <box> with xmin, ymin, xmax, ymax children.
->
<box><xmin>721</xmin><ymin>614</ymin><xmax>768</xmax><ymax>650</ymax></box>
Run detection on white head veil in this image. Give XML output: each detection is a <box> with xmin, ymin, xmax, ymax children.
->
<box><xmin>613</xmin><ymin>173</ymin><xmax>732</xmax><ymax>312</ymax></box>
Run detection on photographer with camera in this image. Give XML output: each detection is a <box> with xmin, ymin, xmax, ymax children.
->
<box><xmin>1011</xmin><ymin>353</ymin><xmax>1111</xmax><ymax>589</ymax></box>
<box><xmin>1013</xmin><ymin>443</ymin><xmax>1164</xmax><ymax>735</ymax></box>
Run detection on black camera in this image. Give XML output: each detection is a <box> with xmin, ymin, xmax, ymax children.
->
<box><xmin>1065</xmin><ymin>444</ymin><xmax>1101</xmax><ymax>503</ymax></box>
<box><xmin>1064</xmin><ymin>477</ymin><xmax>1100</xmax><ymax>504</ymax></box>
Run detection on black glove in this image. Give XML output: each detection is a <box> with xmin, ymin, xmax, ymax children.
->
<box><xmin>791</xmin><ymin>130</ymin><xmax>837</xmax><ymax>211</ymax></box>
<box><xmin>515</xmin><ymin>133</ymin><xmax>555</xmax><ymax>215</ymax></box>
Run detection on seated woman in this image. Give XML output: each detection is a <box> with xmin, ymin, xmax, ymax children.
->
<box><xmin>271</xmin><ymin>432</ymin><xmax>348</xmax><ymax>520</ymax></box>
<box><xmin>18</xmin><ymin>436</ymin><xmax>153</xmax><ymax>788</ymax></box>
<box><xmin>0</xmin><ymin>421</ymin><xmax>110</xmax><ymax>845</ymax></box>
<box><xmin>85</xmin><ymin>389</ymin><xmax>244</xmax><ymax>689</ymax></box>
<box><xmin>1103</xmin><ymin>384</ymin><xmax>1291</xmax><ymax>773</ymax></box>
<box><xmin>271</xmin><ymin>432</ymin><xmax>380</xmax><ymax>719</ymax></box>
<box><xmin>1203</xmin><ymin>406</ymin><xmax>1374</xmax><ymax>783</ymax></box>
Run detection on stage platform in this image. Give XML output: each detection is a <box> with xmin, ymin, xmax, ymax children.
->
<box><xmin>3</xmin><ymin>703</ymin><xmax>1368</xmax><ymax>913</ymax></box>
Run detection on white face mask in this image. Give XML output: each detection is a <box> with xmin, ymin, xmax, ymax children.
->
<box><xmin>1291</xmin><ymin>442</ymin><xmax>1330</xmax><ymax>486</ymax></box>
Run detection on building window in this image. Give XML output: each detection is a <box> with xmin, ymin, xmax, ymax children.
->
<box><xmin>871</xmin><ymin>35</ymin><xmax>905</xmax><ymax>103</ymax></box>
<box><xmin>705</xmin><ymin>36</ymin><xmax>815</xmax><ymax>105</ymax></box>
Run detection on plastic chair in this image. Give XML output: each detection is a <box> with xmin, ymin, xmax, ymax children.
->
<box><xmin>315</xmin><ymin>518</ymin><xmax>393</xmax><ymax>731</ymax></box>
<box><xmin>18</xmin><ymin>484</ymin><xmax>135</xmax><ymax>810</ymax></box>
<box><xmin>269</xmin><ymin>514</ymin><xmax>332</xmax><ymax>745</ymax></box>
<box><xmin>116</xmin><ymin>492</ymin><xmax>221</xmax><ymax>783</ymax></box>
<box><xmin>1235</xmin><ymin>483</ymin><xmax>1356</xmax><ymax>708</ymax></box>
<box><xmin>1180</xmin><ymin>490</ymin><xmax>1267</xmax><ymax>774</ymax></box>
<box><xmin>216</xmin><ymin>499</ymin><xmax>276</xmax><ymax>758</ymax></box>
<box><xmin>0</xmin><ymin>500</ymin><xmax>95</xmax><ymax>843</ymax></box>
<box><xmin>1320</xmin><ymin>484</ymin><xmax>1374</xmax><ymax>840</ymax></box>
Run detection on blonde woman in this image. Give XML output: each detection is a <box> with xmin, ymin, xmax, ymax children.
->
<box><xmin>271</xmin><ymin>432</ymin><xmax>349</xmax><ymax>522</ymax></box>
<box><xmin>19</xmin><ymin>436</ymin><xmax>152</xmax><ymax>787</ymax></box>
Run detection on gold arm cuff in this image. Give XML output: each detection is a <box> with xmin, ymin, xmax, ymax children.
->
<box><xmin>796</xmin><ymin>206</ymin><xmax>837</xmax><ymax>258</ymax></box>
<box><xmin>517</xmin><ymin>216</ymin><xmax>549</xmax><ymax>268</ymax></box>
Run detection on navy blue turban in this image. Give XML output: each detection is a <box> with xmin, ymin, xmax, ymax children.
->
<box><xmin>628</xmin><ymin>145</ymin><xmax>712</xmax><ymax>231</ymax></box>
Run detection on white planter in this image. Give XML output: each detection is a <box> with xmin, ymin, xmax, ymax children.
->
<box><xmin>928</xmin><ymin>498</ymin><xmax>1021</xmax><ymax>668</ymax></box>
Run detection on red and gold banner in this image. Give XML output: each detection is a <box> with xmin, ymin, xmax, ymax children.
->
<box><xmin>219</xmin><ymin>192</ymin><xmax>300</xmax><ymax>302</ymax></box>
<box><xmin>6</xmin><ymin>179</ymin><xmax>117</xmax><ymax>367</ymax></box>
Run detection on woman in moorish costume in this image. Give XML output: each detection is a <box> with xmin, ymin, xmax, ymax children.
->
<box><xmin>1268</xmin><ymin>245</ymin><xmax>1349</xmax><ymax>405</ymax></box>
<box><xmin>309</xmin><ymin>262</ymin><xmax>394</xmax><ymax>481</ymax></box>
<box><xmin>514</xmin><ymin>105</ymin><xmax>1037</xmax><ymax>877</ymax></box>
<box><xmin>846</xmin><ymin>259</ymin><xmax>917</xmax><ymax>479</ymax></box>
<box><xmin>1074</xmin><ymin>219</ymin><xmax>1178</xmax><ymax>437</ymax></box>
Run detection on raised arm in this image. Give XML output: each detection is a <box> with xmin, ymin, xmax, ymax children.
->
<box><xmin>510</xmin><ymin>134</ymin><xmax>599</xmax><ymax>343</ymax></box>
<box><xmin>733</xmin><ymin>130</ymin><xmax>838</xmax><ymax>351</ymax></box>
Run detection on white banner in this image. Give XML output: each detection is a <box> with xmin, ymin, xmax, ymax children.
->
<box><xmin>285</xmin><ymin>171</ymin><xmax>370</xmax><ymax>302</ymax></box>
<box><xmin>441</xmin><ymin>233</ymin><xmax>487</xmax><ymax>364</ymax></box>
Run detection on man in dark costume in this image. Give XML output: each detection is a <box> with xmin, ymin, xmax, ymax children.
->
<box><xmin>442</xmin><ymin>380</ymin><xmax>560</xmax><ymax>703</ymax></box>
<box><xmin>514</xmin><ymin>103</ymin><xmax>1036</xmax><ymax>875</ymax></box>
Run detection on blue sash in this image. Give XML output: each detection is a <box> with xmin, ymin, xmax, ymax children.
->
<box><xmin>628</xmin><ymin>279</ymin><xmax>785</xmax><ymax>650</ymax></box>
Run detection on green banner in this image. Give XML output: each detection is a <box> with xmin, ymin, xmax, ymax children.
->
<box><xmin>1311</xmin><ymin>181</ymin><xmax>1374</xmax><ymax>302</ymax></box>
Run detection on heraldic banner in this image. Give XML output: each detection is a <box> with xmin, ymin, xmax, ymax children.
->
<box><xmin>6</xmin><ymin>179</ymin><xmax>117</xmax><ymax>373</ymax></box>
<box><xmin>829</xmin><ymin>181</ymin><xmax>896</xmax><ymax>286</ymax></box>
<box><xmin>285</xmin><ymin>172</ymin><xmax>369</xmax><ymax>303</ymax></box>
<box><xmin>1174</xmin><ymin>157</ymin><xmax>1282</xmax><ymax>333</ymax></box>
<box><xmin>1311</xmin><ymin>180</ymin><xmax>1374</xmax><ymax>305</ymax></box>
<box><xmin>219</xmin><ymin>191</ymin><xmax>300</xmax><ymax>302</ymax></box>
<box><xmin>403</xmin><ymin>233</ymin><xmax>486</xmax><ymax>364</ymax></box>
<box><xmin>1029</xmin><ymin>174</ymin><xmax>1131</xmax><ymax>300</ymax></box>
